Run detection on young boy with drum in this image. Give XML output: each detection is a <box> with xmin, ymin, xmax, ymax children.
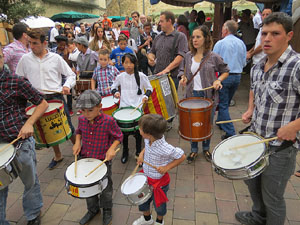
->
<box><xmin>73</xmin><ymin>90</ymin><xmax>123</xmax><ymax>225</ymax></box>
<box><xmin>134</xmin><ymin>114</ymin><xmax>185</xmax><ymax>225</ymax></box>
<box><xmin>91</xmin><ymin>49</ymin><xmax>120</xmax><ymax>96</ymax></box>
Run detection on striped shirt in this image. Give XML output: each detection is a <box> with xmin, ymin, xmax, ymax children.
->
<box><xmin>143</xmin><ymin>136</ymin><xmax>184</xmax><ymax>179</ymax></box>
<box><xmin>249</xmin><ymin>46</ymin><xmax>300</xmax><ymax>148</ymax></box>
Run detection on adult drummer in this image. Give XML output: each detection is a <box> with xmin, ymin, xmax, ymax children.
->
<box><xmin>16</xmin><ymin>28</ymin><xmax>76</xmax><ymax>170</ymax></box>
<box><xmin>0</xmin><ymin>44</ymin><xmax>48</xmax><ymax>225</ymax></box>
<box><xmin>236</xmin><ymin>12</ymin><xmax>300</xmax><ymax>225</ymax></box>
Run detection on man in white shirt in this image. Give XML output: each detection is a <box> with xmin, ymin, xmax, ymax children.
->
<box><xmin>49</xmin><ymin>22</ymin><xmax>60</xmax><ymax>48</ymax></box>
<box><xmin>16</xmin><ymin>28</ymin><xmax>76</xmax><ymax>170</ymax></box>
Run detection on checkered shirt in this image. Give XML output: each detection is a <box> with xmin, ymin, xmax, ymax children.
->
<box><xmin>0</xmin><ymin>67</ymin><xmax>44</xmax><ymax>142</ymax></box>
<box><xmin>92</xmin><ymin>65</ymin><xmax>120</xmax><ymax>96</ymax></box>
<box><xmin>76</xmin><ymin>113</ymin><xmax>123</xmax><ymax>160</ymax></box>
<box><xmin>143</xmin><ymin>136</ymin><xmax>184</xmax><ymax>179</ymax></box>
<box><xmin>249</xmin><ymin>46</ymin><xmax>300</xmax><ymax>148</ymax></box>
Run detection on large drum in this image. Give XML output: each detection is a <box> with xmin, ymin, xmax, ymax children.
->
<box><xmin>121</xmin><ymin>173</ymin><xmax>152</xmax><ymax>205</ymax></box>
<box><xmin>64</xmin><ymin>158</ymin><xmax>108</xmax><ymax>198</ymax></box>
<box><xmin>101</xmin><ymin>95</ymin><xmax>119</xmax><ymax>116</ymax></box>
<box><xmin>0</xmin><ymin>143</ymin><xmax>22</xmax><ymax>190</ymax></box>
<box><xmin>143</xmin><ymin>74</ymin><xmax>178</xmax><ymax>121</ymax></box>
<box><xmin>75</xmin><ymin>79</ymin><xmax>91</xmax><ymax>95</ymax></box>
<box><xmin>112</xmin><ymin>107</ymin><xmax>143</xmax><ymax>133</ymax></box>
<box><xmin>178</xmin><ymin>97</ymin><xmax>213</xmax><ymax>142</ymax></box>
<box><xmin>26</xmin><ymin>100</ymin><xmax>72</xmax><ymax>148</ymax></box>
<box><xmin>212</xmin><ymin>134</ymin><xmax>268</xmax><ymax>180</ymax></box>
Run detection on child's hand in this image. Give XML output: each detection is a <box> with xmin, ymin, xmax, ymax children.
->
<box><xmin>105</xmin><ymin>148</ymin><xmax>117</xmax><ymax>161</ymax></box>
<box><xmin>73</xmin><ymin>143</ymin><xmax>81</xmax><ymax>156</ymax></box>
<box><xmin>114</xmin><ymin>92</ymin><xmax>120</xmax><ymax>99</ymax></box>
<box><xmin>142</xmin><ymin>97</ymin><xmax>148</xmax><ymax>104</ymax></box>
<box><xmin>137</xmin><ymin>154</ymin><xmax>144</xmax><ymax>166</ymax></box>
<box><xmin>157</xmin><ymin>165</ymin><xmax>169</xmax><ymax>175</ymax></box>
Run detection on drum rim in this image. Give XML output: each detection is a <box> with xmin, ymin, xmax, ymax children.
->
<box><xmin>178</xmin><ymin>97</ymin><xmax>213</xmax><ymax>110</ymax></box>
<box><xmin>112</xmin><ymin>106</ymin><xmax>143</xmax><ymax>122</ymax></box>
<box><xmin>0</xmin><ymin>143</ymin><xmax>16</xmax><ymax>169</ymax></box>
<box><xmin>121</xmin><ymin>172</ymin><xmax>148</xmax><ymax>195</ymax></box>
<box><xmin>101</xmin><ymin>94</ymin><xmax>119</xmax><ymax>111</ymax></box>
<box><xmin>26</xmin><ymin>100</ymin><xmax>64</xmax><ymax>116</ymax></box>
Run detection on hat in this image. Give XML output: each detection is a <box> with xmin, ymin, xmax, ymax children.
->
<box><xmin>242</xmin><ymin>9</ymin><xmax>251</xmax><ymax>16</ymax></box>
<box><xmin>55</xmin><ymin>35</ymin><xmax>68</xmax><ymax>42</ymax></box>
<box><xmin>120</xmin><ymin>30</ymin><xmax>130</xmax><ymax>39</ymax></box>
<box><xmin>76</xmin><ymin>90</ymin><xmax>102</xmax><ymax>109</ymax></box>
<box><xmin>74</xmin><ymin>36</ymin><xmax>89</xmax><ymax>47</ymax></box>
<box><xmin>55</xmin><ymin>22</ymin><xmax>61</xmax><ymax>26</ymax></box>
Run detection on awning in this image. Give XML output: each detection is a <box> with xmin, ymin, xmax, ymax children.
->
<box><xmin>150</xmin><ymin>0</ymin><xmax>282</xmax><ymax>6</ymax></box>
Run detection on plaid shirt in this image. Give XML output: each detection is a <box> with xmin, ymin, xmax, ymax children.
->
<box><xmin>92</xmin><ymin>65</ymin><xmax>120</xmax><ymax>96</ymax></box>
<box><xmin>76</xmin><ymin>113</ymin><xmax>123</xmax><ymax>160</ymax></box>
<box><xmin>143</xmin><ymin>136</ymin><xmax>184</xmax><ymax>179</ymax></box>
<box><xmin>250</xmin><ymin>46</ymin><xmax>300</xmax><ymax>148</ymax></box>
<box><xmin>0</xmin><ymin>67</ymin><xmax>44</xmax><ymax>142</ymax></box>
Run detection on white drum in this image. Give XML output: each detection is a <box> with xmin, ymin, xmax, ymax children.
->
<box><xmin>212</xmin><ymin>134</ymin><xmax>269</xmax><ymax>180</ymax></box>
<box><xmin>101</xmin><ymin>95</ymin><xmax>119</xmax><ymax>116</ymax></box>
<box><xmin>121</xmin><ymin>173</ymin><xmax>152</xmax><ymax>205</ymax></box>
<box><xmin>112</xmin><ymin>107</ymin><xmax>143</xmax><ymax>133</ymax></box>
<box><xmin>0</xmin><ymin>143</ymin><xmax>22</xmax><ymax>190</ymax></box>
<box><xmin>64</xmin><ymin>158</ymin><xmax>108</xmax><ymax>198</ymax></box>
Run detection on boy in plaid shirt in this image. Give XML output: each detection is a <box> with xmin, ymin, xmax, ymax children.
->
<box><xmin>73</xmin><ymin>90</ymin><xmax>123</xmax><ymax>225</ymax></box>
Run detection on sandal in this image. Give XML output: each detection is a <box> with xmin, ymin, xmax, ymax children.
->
<box><xmin>187</xmin><ymin>152</ymin><xmax>198</xmax><ymax>164</ymax></box>
<box><xmin>295</xmin><ymin>170</ymin><xmax>300</xmax><ymax>177</ymax></box>
<box><xmin>203</xmin><ymin>150</ymin><xmax>212</xmax><ymax>162</ymax></box>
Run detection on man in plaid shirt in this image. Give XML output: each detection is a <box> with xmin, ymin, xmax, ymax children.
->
<box><xmin>236</xmin><ymin>13</ymin><xmax>300</xmax><ymax>225</ymax></box>
<box><xmin>0</xmin><ymin>44</ymin><xmax>48</xmax><ymax>225</ymax></box>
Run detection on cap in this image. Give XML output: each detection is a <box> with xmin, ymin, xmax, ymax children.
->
<box><xmin>242</xmin><ymin>9</ymin><xmax>251</xmax><ymax>16</ymax></box>
<box><xmin>76</xmin><ymin>90</ymin><xmax>102</xmax><ymax>109</ymax></box>
<box><xmin>120</xmin><ymin>30</ymin><xmax>129</xmax><ymax>39</ymax></box>
<box><xmin>55</xmin><ymin>22</ymin><xmax>61</xmax><ymax>26</ymax></box>
<box><xmin>74</xmin><ymin>36</ymin><xmax>89</xmax><ymax>47</ymax></box>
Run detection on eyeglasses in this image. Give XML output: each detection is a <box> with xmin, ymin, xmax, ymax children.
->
<box><xmin>65</xmin><ymin>28</ymin><xmax>71</xmax><ymax>30</ymax></box>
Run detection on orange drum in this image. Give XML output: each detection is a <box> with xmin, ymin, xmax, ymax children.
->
<box><xmin>75</xmin><ymin>79</ymin><xmax>91</xmax><ymax>95</ymax></box>
<box><xmin>178</xmin><ymin>97</ymin><xmax>213</xmax><ymax>142</ymax></box>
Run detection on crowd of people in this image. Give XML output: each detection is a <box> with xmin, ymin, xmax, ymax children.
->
<box><xmin>0</xmin><ymin>7</ymin><xmax>299</xmax><ymax>225</ymax></box>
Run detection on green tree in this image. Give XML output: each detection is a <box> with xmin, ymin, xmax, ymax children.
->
<box><xmin>0</xmin><ymin>0</ymin><xmax>45</xmax><ymax>23</ymax></box>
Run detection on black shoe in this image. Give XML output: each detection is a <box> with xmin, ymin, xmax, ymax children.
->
<box><xmin>27</xmin><ymin>213</ymin><xmax>41</xmax><ymax>225</ymax></box>
<box><xmin>203</xmin><ymin>150</ymin><xmax>212</xmax><ymax>162</ymax></box>
<box><xmin>221</xmin><ymin>134</ymin><xmax>232</xmax><ymax>141</ymax></box>
<box><xmin>187</xmin><ymin>152</ymin><xmax>198</xmax><ymax>164</ymax></box>
<box><xmin>103</xmin><ymin>208</ymin><xmax>112</xmax><ymax>225</ymax></box>
<box><xmin>121</xmin><ymin>150</ymin><xmax>128</xmax><ymax>164</ymax></box>
<box><xmin>80</xmin><ymin>211</ymin><xmax>99</xmax><ymax>225</ymax></box>
<box><xmin>235</xmin><ymin>211</ymin><xmax>265</xmax><ymax>225</ymax></box>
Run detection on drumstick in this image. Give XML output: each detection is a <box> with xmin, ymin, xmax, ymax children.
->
<box><xmin>104</xmin><ymin>86</ymin><xmax>111</xmax><ymax>90</ymax></box>
<box><xmin>216</xmin><ymin>119</ymin><xmax>243</xmax><ymax>124</ymax></box>
<box><xmin>0</xmin><ymin>136</ymin><xmax>22</xmax><ymax>153</ymax></box>
<box><xmin>74</xmin><ymin>154</ymin><xmax>77</xmax><ymax>178</ymax></box>
<box><xmin>130</xmin><ymin>164</ymin><xmax>140</xmax><ymax>177</ymax></box>
<box><xmin>231</xmin><ymin>137</ymin><xmax>278</xmax><ymax>150</ymax></box>
<box><xmin>199</xmin><ymin>86</ymin><xmax>214</xmax><ymax>91</ymax></box>
<box><xmin>134</xmin><ymin>156</ymin><xmax>158</xmax><ymax>170</ymax></box>
<box><xmin>130</xmin><ymin>102</ymin><xmax>143</xmax><ymax>114</ymax></box>
<box><xmin>85</xmin><ymin>148</ymin><xmax>120</xmax><ymax>177</ymax></box>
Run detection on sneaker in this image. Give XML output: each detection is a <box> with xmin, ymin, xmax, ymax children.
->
<box><xmin>154</xmin><ymin>221</ymin><xmax>164</xmax><ymax>225</ymax></box>
<box><xmin>80</xmin><ymin>210</ymin><xmax>99</xmax><ymax>225</ymax></box>
<box><xmin>235</xmin><ymin>211</ymin><xmax>265</xmax><ymax>225</ymax></box>
<box><xmin>230</xmin><ymin>99</ymin><xmax>236</xmax><ymax>107</ymax></box>
<box><xmin>69</xmin><ymin>110</ymin><xmax>74</xmax><ymax>117</ymax></box>
<box><xmin>103</xmin><ymin>208</ymin><xmax>112</xmax><ymax>225</ymax></box>
<box><xmin>132</xmin><ymin>215</ymin><xmax>154</xmax><ymax>225</ymax></box>
<box><xmin>76</xmin><ymin>109</ymin><xmax>82</xmax><ymax>115</ymax></box>
<box><xmin>48</xmin><ymin>158</ymin><xmax>64</xmax><ymax>170</ymax></box>
<box><xmin>27</xmin><ymin>213</ymin><xmax>41</xmax><ymax>225</ymax></box>
<box><xmin>187</xmin><ymin>152</ymin><xmax>198</xmax><ymax>164</ymax></box>
<box><xmin>203</xmin><ymin>150</ymin><xmax>212</xmax><ymax>162</ymax></box>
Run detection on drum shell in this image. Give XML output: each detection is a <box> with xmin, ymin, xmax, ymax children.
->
<box><xmin>75</xmin><ymin>79</ymin><xmax>91</xmax><ymax>94</ymax></box>
<box><xmin>101</xmin><ymin>94</ymin><xmax>119</xmax><ymax>116</ymax></box>
<box><xmin>112</xmin><ymin>107</ymin><xmax>142</xmax><ymax>132</ymax></box>
<box><xmin>178</xmin><ymin>97</ymin><xmax>213</xmax><ymax>142</ymax></box>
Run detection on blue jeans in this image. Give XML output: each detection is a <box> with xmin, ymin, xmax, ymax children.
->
<box><xmin>216</xmin><ymin>75</ymin><xmax>241</xmax><ymax>136</ymax></box>
<box><xmin>0</xmin><ymin>137</ymin><xmax>43</xmax><ymax>224</ymax></box>
<box><xmin>191</xmin><ymin>90</ymin><xmax>215</xmax><ymax>153</ymax></box>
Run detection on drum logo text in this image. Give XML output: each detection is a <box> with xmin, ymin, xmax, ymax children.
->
<box><xmin>192</xmin><ymin>122</ymin><xmax>203</xmax><ymax>127</ymax></box>
<box><xmin>44</xmin><ymin>110</ymin><xmax>65</xmax><ymax>122</ymax></box>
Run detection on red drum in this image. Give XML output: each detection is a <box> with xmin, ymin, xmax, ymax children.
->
<box><xmin>75</xmin><ymin>79</ymin><xmax>91</xmax><ymax>95</ymax></box>
<box><xmin>178</xmin><ymin>97</ymin><xmax>213</xmax><ymax>142</ymax></box>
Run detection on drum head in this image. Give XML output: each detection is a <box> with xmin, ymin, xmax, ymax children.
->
<box><xmin>122</xmin><ymin>173</ymin><xmax>147</xmax><ymax>195</ymax></box>
<box><xmin>179</xmin><ymin>99</ymin><xmax>211</xmax><ymax>109</ymax></box>
<box><xmin>113</xmin><ymin>108</ymin><xmax>142</xmax><ymax>121</ymax></box>
<box><xmin>0</xmin><ymin>143</ymin><xmax>15</xmax><ymax>168</ymax></box>
<box><xmin>102</xmin><ymin>95</ymin><xmax>115</xmax><ymax>109</ymax></box>
<box><xmin>213</xmin><ymin>135</ymin><xmax>265</xmax><ymax>169</ymax></box>
<box><xmin>26</xmin><ymin>101</ymin><xmax>63</xmax><ymax>116</ymax></box>
<box><xmin>65</xmin><ymin>158</ymin><xmax>107</xmax><ymax>185</ymax></box>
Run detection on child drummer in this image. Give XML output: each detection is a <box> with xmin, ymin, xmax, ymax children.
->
<box><xmin>135</xmin><ymin>114</ymin><xmax>185</xmax><ymax>225</ymax></box>
<box><xmin>73</xmin><ymin>90</ymin><xmax>123</xmax><ymax>225</ymax></box>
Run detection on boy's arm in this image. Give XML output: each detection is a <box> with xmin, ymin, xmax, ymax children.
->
<box><xmin>73</xmin><ymin>134</ymin><xmax>82</xmax><ymax>156</ymax></box>
<box><xmin>157</xmin><ymin>154</ymin><xmax>186</xmax><ymax>175</ymax></box>
<box><xmin>91</xmin><ymin>78</ymin><xmax>96</xmax><ymax>90</ymax></box>
<box><xmin>137</xmin><ymin>148</ymin><xmax>145</xmax><ymax>165</ymax></box>
<box><xmin>105</xmin><ymin>140</ymin><xmax>121</xmax><ymax>161</ymax></box>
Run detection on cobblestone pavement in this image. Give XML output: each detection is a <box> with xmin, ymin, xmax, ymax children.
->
<box><xmin>5</xmin><ymin>74</ymin><xmax>300</xmax><ymax>225</ymax></box>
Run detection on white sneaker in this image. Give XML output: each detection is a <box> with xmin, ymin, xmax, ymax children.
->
<box><xmin>132</xmin><ymin>215</ymin><xmax>154</xmax><ymax>225</ymax></box>
<box><xmin>154</xmin><ymin>221</ymin><xmax>164</xmax><ymax>225</ymax></box>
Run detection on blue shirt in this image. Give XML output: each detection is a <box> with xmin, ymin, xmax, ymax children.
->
<box><xmin>110</xmin><ymin>47</ymin><xmax>133</xmax><ymax>71</ymax></box>
<box><xmin>213</xmin><ymin>34</ymin><xmax>247</xmax><ymax>74</ymax></box>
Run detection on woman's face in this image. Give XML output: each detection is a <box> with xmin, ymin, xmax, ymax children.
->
<box><xmin>94</xmin><ymin>23</ymin><xmax>100</xmax><ymax>32</ymax></box>
<box><xmin>97</xmin><ymin>27</ymin><xmax>104</xmax><ymax>39</ymax></box>
<box><xmin>192</xmin><ymin>29</ymin><xmax>205</xmax><ymax>50</ymax></box>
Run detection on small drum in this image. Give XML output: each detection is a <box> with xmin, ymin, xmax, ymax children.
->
<box><xmin>0</xmin><ymin>143</ymin><xmax>22</xmax><ymax>190</ymax></box>
<box><xmin>112</xmin><ymin>107</ymin><xmax>143</xmax><ymax>132</ymax></box>
<box><xmin>143</xmin><ymin>74</ymin><xmax>178</xmax><ymax>121</ymax></box>
<box><xmin>64</xmin><ymin>158</ymin><xmax>108</xmax><ymax>198</ymax></box>
<box><xmin>26</xmin><ymin>100</ymin><xmax>72</xmax><ymax>148</ymax></box>
<box><xmin>178</xmin><ymin>97</ymin><xmax>213</xmax><ymax>142</ymax></box>
<box><xmin>75</xmin><ymin>79</ymin><xmax>91</xmax><ymax>95</ymax></box>
<box><xmin>212</xmin><ymin>134</ymin><xmax>268</xmax><ymax>180</ymax></box>
<box><xmin>121</xmin><ymin>173</ymin><xmax>152</xmax><ymax>205</ymax></box>
<box><xmin>101</xmin><ymin>95</ymin><xmax>119</xmax><ymax>116</ymax></box>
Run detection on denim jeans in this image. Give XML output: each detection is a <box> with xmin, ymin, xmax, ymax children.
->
<box><xmin>0</xmin><ymin>137</ymin><xmax>43</xmax><ymax>224</ymax></box>
<box><xmin>244</xmin><ymin>145</ymin><xmax>297</xmax><ymax>225</ymax></box>
<box><xmin>191</xmin><ymin>90</ymin><xmax>215</xmax><ymax>153</ymax></box>
<box><xmin>216</xmin><ymin>74</ymin><xmax>241</xmax><ymax>136</ymax></box>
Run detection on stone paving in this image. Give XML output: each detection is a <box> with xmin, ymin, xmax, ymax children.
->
<box><xmin>5</xmin><ymin>74</ymin><xmax>300</xmax><ymax>225</ymax></box>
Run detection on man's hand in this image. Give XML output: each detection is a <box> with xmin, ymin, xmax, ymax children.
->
<box><xmin>18</xmin><ymin>124</ymin><xmax>34</xmax><ymax>139</ymax></box>
<box><xmin>179</xmin><ymin>76</ymin><xmax>187</xmax><ymax>87</ymax></box>
<box><xmin>242</xmin><ymin>109</ymin><xmax>253</xmax><ymax>124</ymax></box>
<box><xmin>212</xmin><ymin>80</ymin><xmax>222</xmax><ymax>90</ymax></box>
<box><xmin>277</xmin><ymin>123</ymin><xmax>297</xmax><ymax>142</ymax></box>
<box><xmin>157</xmin><ymin>68</ymin><xmax>170</xmax><ymax>76</ymax></box>
<box><xmin>62</xmin><ymin>86</ymin><xmax>71</xmax><ymax>95</ymax></box>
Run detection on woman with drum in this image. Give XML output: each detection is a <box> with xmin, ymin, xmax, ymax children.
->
<box><xmin>89</xmin><ymin>26</ymin><xmax>111</xmax><ymax>53</ymax></box>
<box><xmin>178</xmin><ymin>25</ymin><xmax>229</xmax><ymax>163</ymax></box>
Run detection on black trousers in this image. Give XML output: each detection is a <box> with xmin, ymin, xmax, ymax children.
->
<box><xmin>122</xmin><ymin>130</ymin><xmax>142</xmax><ymax>156</ymax></box>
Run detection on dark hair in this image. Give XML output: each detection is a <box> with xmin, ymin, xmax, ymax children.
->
<box><xmin>118</xmin><ymin>34</ymin><xmax>128</xmax><ymax>42</ymax></box>
<box><xmin>66</xmin><ymin>31</ymin><xmax>75</xmax><ymax>38</ymax></box>
<box><xmin>12</xmin><ymin>22</ymin><xmax>28</xmax><ymax>40</ymax></box>
<box><xmin>131</xmin><ymin>11</ymin><xmax>140</xmax><ymax>17</ymax></box>
<box><xmin>98</xmin><ymin>48</ymin><xmax>110</xmax><ymax>56</ymax></box>
<box><xmin>67</xmin><ymin>38</ymin><xmax>75</xmax><ymax>45</ymax></box>
<box><xmin>189</xmin><ymin>25</ymin><xmax>212</xmax><ymax>55</ymax></box>
<box><xmin>262</xmin><ymin>12</ymin><xmax>293</xmax><ymax>33</ymax></box>
<box><xmin>138</xmin><ymin>114</ymin><xmax>167</xmax><ymax>139</ymax></box>
<box><xmin>197</xmin><ymin>11</ymin><xmax>206</xmax><ymax>25</ymax></box>
<box><xmin>143</xmin><ymin>22</ymin><xmax>152</xmax><ymax>28</ymax></box>
<box><xmin>177</xmin><ymin>15</ymin><xmax>189</xmax><ymax>31</ymax></box>
<box><xmin>121</xmin><ymin>53</ymin><xmax>142</xmax><ymax>95</ymax></box>
<box><xmin>27</xmin><ymin>28</ymin><xmax>47</xmax><ymax>43</ymax></box>
<box><xmin>91</xmin><ymin>22</ymin><xmax>101</xmax><ymax>37</ymax></box>
<box><xmin>161</xmin><ymin>11</ymin><xmax>175</xmax><ymax>24</ymax></box>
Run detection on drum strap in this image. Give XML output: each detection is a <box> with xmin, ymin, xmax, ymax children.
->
<box><xmin>187</xmin><ymin>53</ymin><xmax>211</xmax><ymax>86</ymax></box>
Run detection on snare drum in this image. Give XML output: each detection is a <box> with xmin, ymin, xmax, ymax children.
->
<box><xmin>178</xmin><ymin>97</ymin><xmax>213</xmax><ymax>142</ymax></box>
<box><xmin>26</xmin><ymin>100</ymin><xmax>72</xmax><ymax>148</ymax></box>
<box><xmin>121</xmin><ymin>173</ymin><xmax>152</xmax><ymax>205</ymax></box>
<box><xmin>112</xmin><ymin>107</ymin><xmax>143</xmax><ymax>132</ymax></box>
<box><xmin>75</xmin><ymin>79</ymin><xmax>91</xmax><ymax>95</ymax></box>
<box><xmin>64</xmin><ymin>158</ymin><xmax>108</xmax><ymax>198</ymax></box>
<box><xmin>212</xmin><ymin>134</ymin><xmax>268</xmax><ymax>180</ymax></box>
<box><xmin>0</xmin><ymin>143</ymin><xmax>22</xmax><ymax>190</ymax></box>
<box><xmin>101</xmin><ymin>95</ymin><xmax>119</xmax><ymax>116</ymax></box>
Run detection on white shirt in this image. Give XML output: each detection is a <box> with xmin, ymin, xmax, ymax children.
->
<box><xmin>253</xmin><ymin>12</ymin><xmax>262</xmax><ymax>29</ymax></box>
<box><xmin>128</xmin><ymin>38</ymin><xmax>138</xmax><ymax>52</ymax></box>
<box><xmin>252</xmin><ymin>28</ymin><xmax>266</xmax><ymax>65</ymax></box>
<box><xmin>16</xmin><ymin>51</ymin><xmax>76</xmax><ymax>94</ymax></box>
<box><xmin>111</xmin><ymin>71</ymin><xmax>153</xmax><ymax>108</ymax></box>
<box><xmin>49</xmin><ymin>27</ymin><xmax>59</xmax><ymax>42</ymax></box>
<box><xmin>191</xmin><ymin>57</ymin><xmax>202</xmax><ymax>90</ymax></box>
<box><xmin>68</xmin><ymin>48</ymin><xmax>80</xmax><ymax>62</ymax></box>
<box><xmin>98</xmin><ymin>40</ymin><xmax>103</xmax><ymax>49</ymax></box>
